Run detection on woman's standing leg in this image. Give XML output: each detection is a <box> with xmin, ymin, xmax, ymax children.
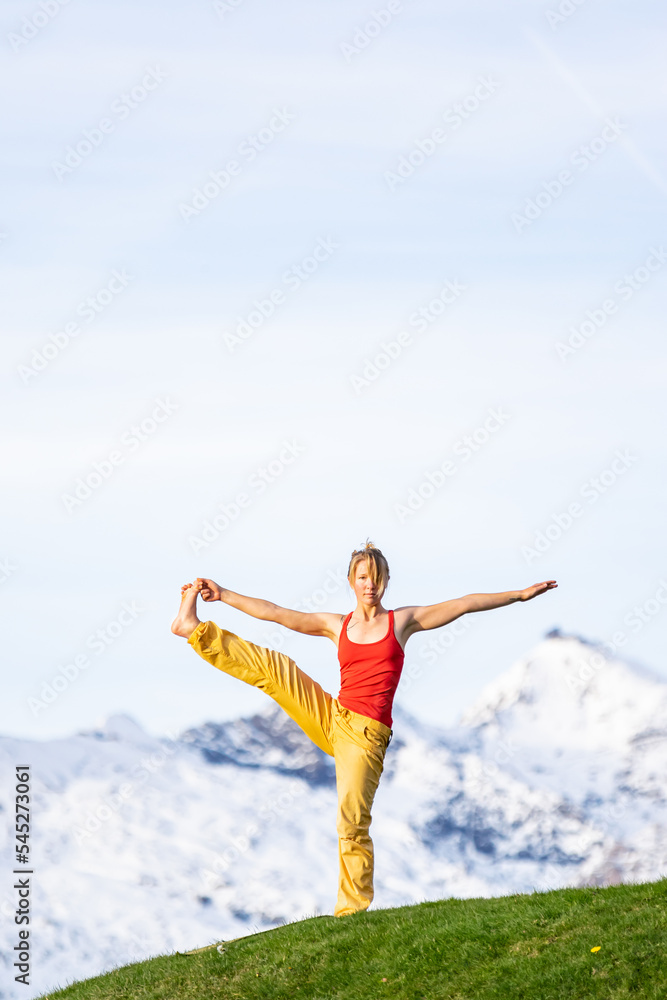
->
<box><xmin>331</xmin><ymin>705</ymin><xmax>391</xmax><ymax>917</ymax></box>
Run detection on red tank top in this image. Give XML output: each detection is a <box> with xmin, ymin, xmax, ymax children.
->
<box><xmin>337</xmin><ymin>609</ymin><xmax>405</xmax><ymax>729</ymax></box>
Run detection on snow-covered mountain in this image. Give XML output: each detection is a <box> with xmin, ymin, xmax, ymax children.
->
<box><xmin>1</xmin><ymin>630</ymin><xmax>666</xmax><ymax>999</ymax></box>
<box><xmin>454</xmin><ymin>629</ymin><xmax>667</xmax><ymax>859</ymax></box>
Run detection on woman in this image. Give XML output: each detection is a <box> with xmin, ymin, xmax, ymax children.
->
<box><xmin>171</xmin><ymin>540</ymin><xmax>557</xmax><ymax>917</ymax></box>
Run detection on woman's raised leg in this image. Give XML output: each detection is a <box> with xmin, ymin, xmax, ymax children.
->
<box><xmin>172</xmin><ymin>582</ymin><xmax>335</xmax><ymax>756</ymax></box>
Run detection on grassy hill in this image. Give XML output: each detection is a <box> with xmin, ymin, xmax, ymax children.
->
<box><xmin>39</xmin><ymin>878</ymin><xmax>667</xmax><ymax>999</ymax></box>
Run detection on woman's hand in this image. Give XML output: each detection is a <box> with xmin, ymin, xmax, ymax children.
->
<box><xmin>520</xmin><ymin>580</ymin><xmax>558</xmax><ymax>601</ymax></box>
<box><xmin>195</xmin><ymin>578</ymin><xmax>223</xmax><ymax>602</ymax></box>
<box><xmin>189</xmin><ymin>576</ymin><xmax>224</xmax><ymax>601</ymax></box>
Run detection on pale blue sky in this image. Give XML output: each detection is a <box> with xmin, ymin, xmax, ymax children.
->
<box><xmin>2</xmin><ymin>0</ymin><xmax>666</xmax><ymax>739</ymax></box>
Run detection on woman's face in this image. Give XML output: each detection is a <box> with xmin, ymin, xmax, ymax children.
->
<box><xmin>352</xmin><ymin>560</ymin><xmax>382</xmax><ymax>606</ymax></box>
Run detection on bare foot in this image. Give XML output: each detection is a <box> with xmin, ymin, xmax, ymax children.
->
<box><xmin>171</xmin><ymin>581</ymin><xmax>202</xmax><ymax>638</ymax></box>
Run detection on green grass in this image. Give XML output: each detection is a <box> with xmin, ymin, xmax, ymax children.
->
<box><xmin>40</xmin><ymin>878</ymin><xmax>667</xmax><ymax>999</ymax></box>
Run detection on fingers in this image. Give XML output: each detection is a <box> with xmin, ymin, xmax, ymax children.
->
<box><xmin>196</xmin><ymin>577</ymin><xmax>216</xmax><ymax>601</ymax></box>
<box><xmin>524</xmin><ymin>581</ymin><xmax>557</xmax><ymax>600</ymax></box>
<box><xmin>533</xmin><ymin>580</ymin><xmax>558</xmax><ymax>594</ymax></box>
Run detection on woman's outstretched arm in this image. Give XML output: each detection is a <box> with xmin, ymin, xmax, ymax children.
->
<box><xmin>190</xmin><ymin>578</ymin><xmax>340</xmax><ymax>639</ymax></box>
<box><xmin>399</xmin><ymin>580</ymin><xmax>557</xmax><ymax>636</ymax></box>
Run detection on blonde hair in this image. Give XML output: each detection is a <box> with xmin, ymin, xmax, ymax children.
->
<box><xmin>347</xmin><ymin>539</ymin><xmax>390</xmax><ymax>597</ymax></box>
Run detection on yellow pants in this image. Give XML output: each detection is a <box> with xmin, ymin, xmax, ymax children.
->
<box><xmin>187</xmin><ymin>620</ymin><xmax>392</xmax><ymax>917</ymax></box>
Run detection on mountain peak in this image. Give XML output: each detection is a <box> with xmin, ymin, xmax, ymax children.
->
<box><xmin>180</xmin><ymin>703</ymin><xmax>335</xmax><ymax>785</ymax></box>
<box><xmin>90</xmin><ymin>712</ymin><xmax>148</xmax><ymax>741</ymax></box>
<box><xmin>457</xmin><ymin>633</ymin><xmax>667</xmax><ymax>753</ymax></box>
